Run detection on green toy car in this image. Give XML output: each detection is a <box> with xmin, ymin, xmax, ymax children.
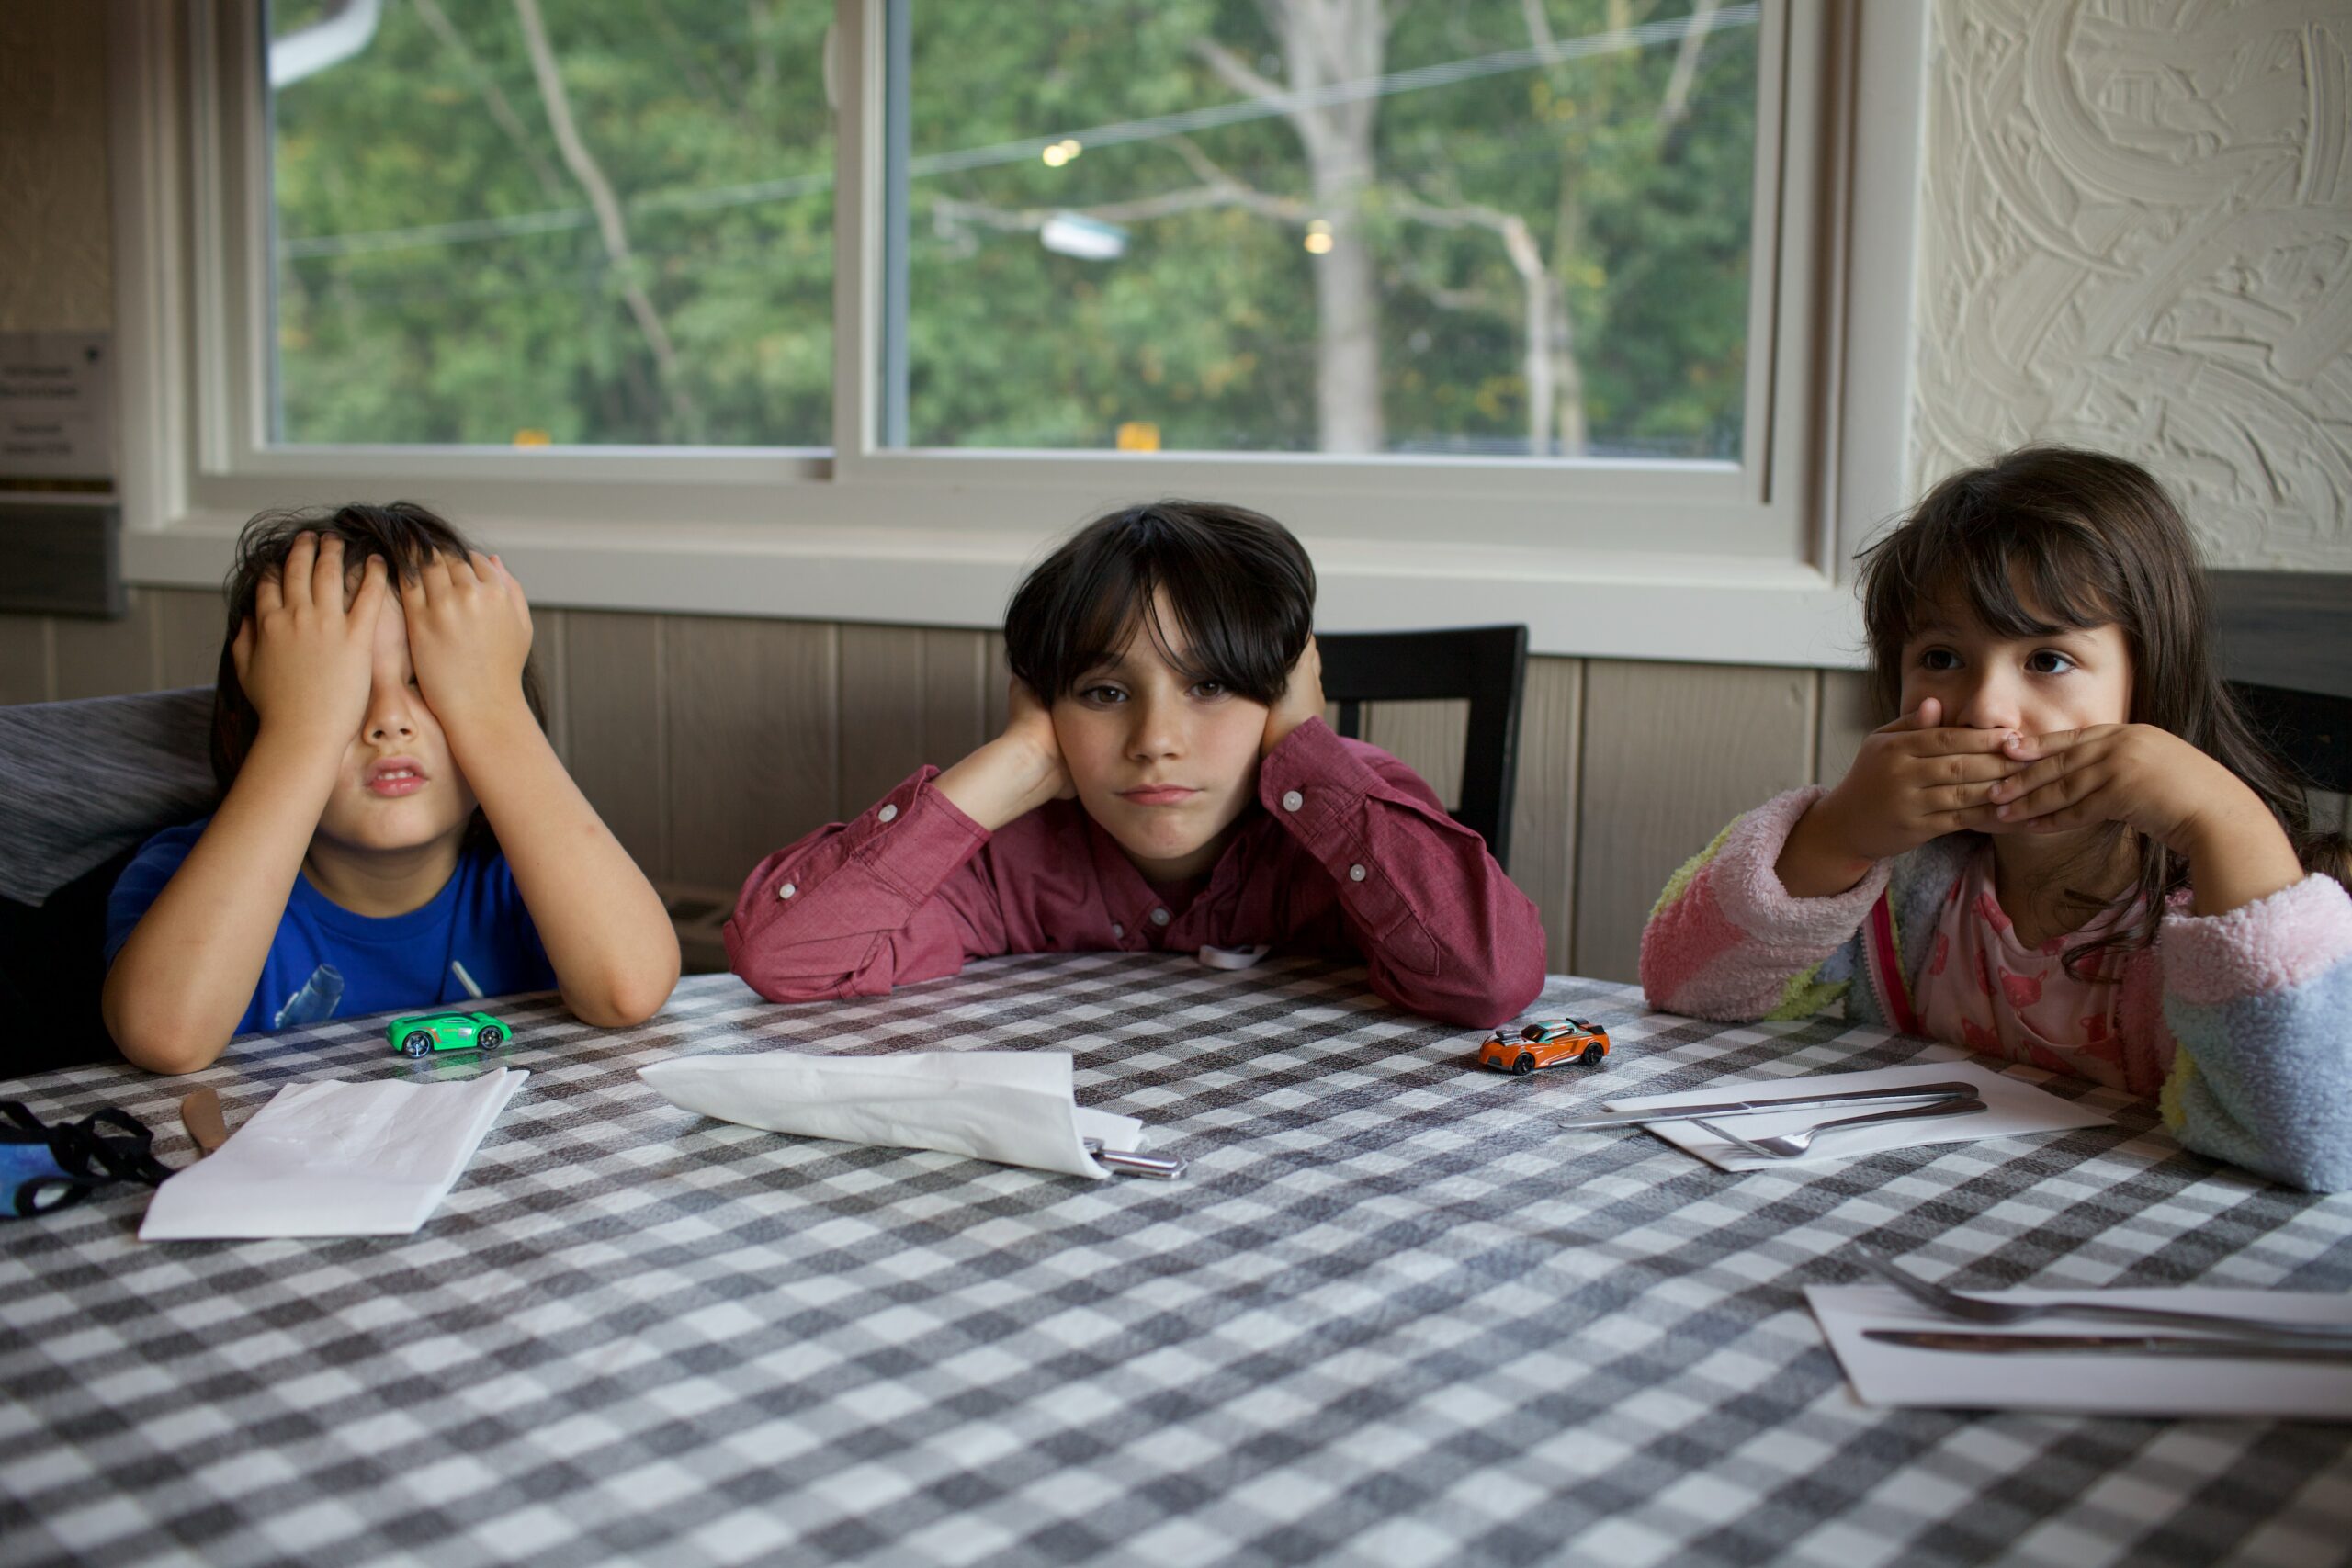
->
<box><xmin>388</xmin><ymin>1010</ymin><xmax>512</xmax><ymax>1060</ymax></box>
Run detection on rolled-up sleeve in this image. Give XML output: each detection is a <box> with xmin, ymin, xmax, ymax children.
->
<box><xmin>1258</xmin><ymin>720</ymin><xmax>1544</xmax><ymax>1028</ymax></box>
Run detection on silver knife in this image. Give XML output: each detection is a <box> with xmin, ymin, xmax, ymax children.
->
<box><xmin>1556</xmin><ymin>1080</ymin><xmax>1979</xmax><ymax>1132</ymax></box>
<box><xmin>1864</xmin><ymin>1329</ymin><xmax>2352</xmax><ymax>1361</ymax></box>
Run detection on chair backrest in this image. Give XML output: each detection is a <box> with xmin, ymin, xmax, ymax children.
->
<box><xmin>2211</xmin><ymin>570</ymin><xmax>2352</xmax><ymax>796</ymax></box>
<box><xmin>1315</xmin><ymin>625</ymin><xmax>1529</xmax><ymax>866</ymax></box>
<box><xmin>0</xmin><ymin>687</ymin><xmax>219</xmax><ymax>1077</ymax></box>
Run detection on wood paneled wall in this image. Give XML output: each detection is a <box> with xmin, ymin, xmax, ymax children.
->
<box><xmin>10</xmin><ymin>590</ymin><xmax>2347</xmax><ymax>984</ymax></box>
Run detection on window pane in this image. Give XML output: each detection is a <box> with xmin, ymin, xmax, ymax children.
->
<box><xmin>266</xmin><ymin>0</ymin><xmax>832</xmax><ymax>446</ymax></box>
<box><xmin>892</xmin><ymin>1</ymin><xmax>1757</xmax><ymax>458</ymax></box>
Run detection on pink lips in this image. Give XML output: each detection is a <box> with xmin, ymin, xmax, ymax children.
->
<box><xmin>1121</xmin><ymin>785</ymin><xmax>1198</xmax><ymax>807</ymax></box>
<box><xmin>365</xmin><ymin>757</ymin><xmax>429</xmax><ymax>797</ymax></box>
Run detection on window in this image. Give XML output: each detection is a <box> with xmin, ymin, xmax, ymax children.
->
<box><xmin>887</xmin><ymin>2</ymin><xmax>1759</xmax><ymax>462</ymax></box>
<box><xmin>110</xmin><ymin>1</ymin><xmax>1921</xmax><ymax>664</ymax></box>
<box><xmin>265</xmin><ymin>0</ymin><xmax>833</xmax><ymax>447</ymax></box>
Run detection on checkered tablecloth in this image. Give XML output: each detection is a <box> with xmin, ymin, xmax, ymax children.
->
<box><xmin>4</xmin><ymin>957</ymin><xmax>2348</xmax><ymax>1568</ymax></box>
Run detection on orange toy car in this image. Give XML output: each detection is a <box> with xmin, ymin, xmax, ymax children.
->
<box><xmin>1478</xmin><ymin>1017</ymin><xmax>1610</xmax><ymax>1076</ymax></box>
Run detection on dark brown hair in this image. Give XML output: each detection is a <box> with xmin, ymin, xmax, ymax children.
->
<box><xmin>210</xmin><ymin>502</ymin><xmax>548</xmax><ymax>794</ymax></box>
<box><xmin>1004</xmin><ymin>501</ymin><xmax>1316</xmax><ymax>705</ymax></box>
<box><xmin>1859</xmin><ymin>446</ymin><xmax>2343</xmax><ymax>972</ymax></box>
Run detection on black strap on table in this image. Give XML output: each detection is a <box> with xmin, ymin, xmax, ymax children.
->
<box><xmin>1</xmin><ymin>1099</ymin><xmax>175</xmax><ymax>1217</ymax></box>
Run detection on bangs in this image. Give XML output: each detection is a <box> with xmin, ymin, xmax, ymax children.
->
<box><xmin>1005</xmin><ymin>502</ymin><xmax>1314</xmax><ymax>705</ymax></box>
<box><xmin>1865</xmin><ymin>488</ymin><xmax>2123</xmax><ymax>665</ymax></box>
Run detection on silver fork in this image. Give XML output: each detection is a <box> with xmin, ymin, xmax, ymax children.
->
<box><xmin>1854</xmin><ymin>1246</ymin><xmax>2352</xmax><ymax>1342</ymax></box>
<box><xmin>1694</xmin><ymin>1098</ymin><xmax>1988</xmax><ymax>1158</ymax></box>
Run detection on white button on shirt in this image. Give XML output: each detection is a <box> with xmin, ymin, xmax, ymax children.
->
<box><xmin>1149</xmin><ymin>908</ymin><xmax>1170</xmax><ymax>927</ymax></box>
<box><xmin>1348</xmin><ymin>864</ymin><xmax>1366</xmax><ymax>882</ymax></box>
<box><xmin>1111</xmin><ymin>923</ymin><xmax>1125</xmax><ymax>940</ymax></box>
<box><xmin>1281</xmin><ymin>789</ymin><xmax>1304</xmax><ymax>813</ymax></box>
<box><xmin>877</xmin><ymin>804</ymin><xmax>899</xmax><ymax>823</ymax></box>
<box><xmin>778</xmin><ymin>882</ymin><xmax>797</xmax><ymax>899</ymax></box>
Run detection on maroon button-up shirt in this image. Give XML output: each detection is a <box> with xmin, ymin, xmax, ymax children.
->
<box><xmin>725</xmin><ymin>719</ymin><xmax>1546</xmax><ymax>1028</ymax></box>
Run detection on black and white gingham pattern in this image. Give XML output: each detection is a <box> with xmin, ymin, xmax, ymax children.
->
<box><xmin>4</xmin><ymin>958</ymin><xmax>2348</xmax><ymax>1568</ymax></box>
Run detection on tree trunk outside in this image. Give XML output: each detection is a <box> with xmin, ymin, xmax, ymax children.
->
<box><xmin>1280</xmin><ymin>0</ymin><xmax>1387</xmax><ymax>455</ymax></box>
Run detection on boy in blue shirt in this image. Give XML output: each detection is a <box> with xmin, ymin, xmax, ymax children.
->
<box><xmin>105</xmin><ymin>503</ymin><xmax>678</xmax><ymax>1072</ymax></box>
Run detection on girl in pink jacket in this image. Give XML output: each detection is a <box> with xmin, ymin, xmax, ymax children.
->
<box><xmin>1642</xmin><ymin>448</ymin><xmax>2352</xmax><ymax>1190</ymax></box>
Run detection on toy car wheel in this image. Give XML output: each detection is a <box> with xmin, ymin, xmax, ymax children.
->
<box><xmin>400</xmin><ymin>1031</ymin><xmax>434</xmax><ymax>1059</ymax></box>
<box><xmin>1579</xmin><ymin>1043</ymin><xmax>1606</xmax><ymax>1067</ymax></box>
<box><xmin>1512</xmin><ymin>1052</ymin><xmax>1535</xmax><ymax>1076</ymax></box>
<box><xmin>478</xmin><ymin>1024</ymin><xmax>505</xmax><ymax>1051</ymax></box>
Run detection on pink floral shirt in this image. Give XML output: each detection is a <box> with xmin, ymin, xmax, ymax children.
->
<box><xmin>1917</xmin><ymin>843</ymin><xmax>2143</xmax><ymax>1089</ymax></box>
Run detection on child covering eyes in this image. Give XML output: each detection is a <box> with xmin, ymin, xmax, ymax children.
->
<box><xmin>1641</xmin><ymin>447</ymin><xmax>2352</xmax><ymax>1190</ymax></box>
<box><xmin>726</xmin><ymin>500</ymin><xmax>1547</xmax><ymax>1029</ymax></box>
<box><xmin>103</xmin><ymin>504</ymin><xmax>679</xmax><ymax>1073</ymax></box>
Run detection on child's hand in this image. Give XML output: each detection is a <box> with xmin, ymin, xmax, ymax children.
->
<box><xmin>1261</xmin><ymin>635</ymin><xmax>1325</xmax><ymax>758</ymax></box>
<box><xmin>1779</xmin><ymin>699</ymin><xmax>2020</xmax><ymax>894</ymax></box>
<box><xmin>1815</xmin><ymin>698</ymin><xmax>2023</xmax><ymax>860</ymax></box>
<box><xmin>1008</xmin><ymin>681</ymin><xmax>1078</xmax><ymax>804</ymax></box>
<box><xmin>1988</xmin><ymin>723</ymin><xmax>2307</xmax><ymax>915</ymax></box>
<box><xmin>1989</xmin><ymin>724</ymin><xmax>2262</xmax><ymax>853</ymax></box>
<box><xmin>399</xmin><ymin>550</ymin><xmax>534</xmax><ymax>728</ymax></box>
<box><xmin>232</xmin><ymin>532</ymin><xmax>389</xmax><ymax>749</ymax></box>
<box><xmin>934</xmin><ymin>681</ymin><xmax>1072</xmax><ymax>831</ymax></box>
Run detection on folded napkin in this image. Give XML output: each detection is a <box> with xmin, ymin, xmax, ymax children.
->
<box><xmin>639</xmin><ymin>1051</ymin><xmax>1146</xmax><ymax>1179</ymax></box>
<box><xmin>1601</xmin><ymin>1060</ymin><xmax>2109</xmax><ymax>1172</ymax></box>
<box><xmin>1808</xmin><ymin>1283</ymin><xmax>2352</xmax><ymax>1419</ymax></box>
<box><xmin>140</xmin><ymin>1068</ymin><xmax>526</xmax><ymax>1240</ymax></box>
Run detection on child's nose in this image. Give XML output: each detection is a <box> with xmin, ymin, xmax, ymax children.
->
<box><xmin>1951</xmin><ymin>671</ymin><xmax>2021</xmax><ymax>731</ymax></box>
<box><xmin>363</xmin><ymin>678</ymin><xmax>417</xmax><ymax>742</ymax></box>
<box><xmin>1125</xmin><ymin>694</ymin><xmax>1183</xmax><ymax>759</ymax></box>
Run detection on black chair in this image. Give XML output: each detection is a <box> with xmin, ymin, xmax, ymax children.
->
<box><xmin>1315</xmin><ymin>625</ymin><xmax>1529</xmax><ymax>866</ymax></box>
<box><xmin>0</xmin><ymin>688</ymin><xmax>219</xmax><ymax>1077</ymax></box>
<box><xmin>2211</xmin><ymin>570</ymin><xmax>2352</xmax><ymax>796</ymax></box>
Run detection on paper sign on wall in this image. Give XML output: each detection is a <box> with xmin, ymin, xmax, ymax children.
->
<box><xmin>0</xmin><ymin>331</ymin><xmax>115</xmax><ymax>488</ymax></box>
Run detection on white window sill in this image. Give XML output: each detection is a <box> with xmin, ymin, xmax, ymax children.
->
<box><xmin>121</xmin><ymin>511</ymin><xmax>1867</xmax><ymax>669</ymax></box>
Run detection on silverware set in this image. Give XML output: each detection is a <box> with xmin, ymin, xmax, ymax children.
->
<box><xmin>1556</xmin><ymin>1078</ymin><xmax>1989</xmax><ymax>1158</ymax></box>
<box><xmin>1853</xmin><ymin>1245</ymin><xmax>2352</xmax><ymax>1359</ymax></box>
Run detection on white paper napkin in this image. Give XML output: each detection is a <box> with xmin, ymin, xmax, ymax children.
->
<box><xmin>1808</xmin><ymin>1283</ymin><xmax>2352</xmax><ymax>1419</ymax></box>
<box><xmin>639</xmin><ymin>1051</ymin><xmax>1146</xmax><ymax>1179</ymax></box>
<box><xmin>1596</xmin><ymin>1060</ymin><xmax>2109</xmax><ymax>1171</ymax></box>
<box><xmin>140</xmin><ymin>1068</ymin><xmax>526</xmax><ymax>1240</ymax></box>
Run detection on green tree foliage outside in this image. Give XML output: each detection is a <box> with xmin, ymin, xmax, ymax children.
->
<box><xmin>269</xmin><ymin>0</ymin><xmax>1755</xmax><ymax>458</ymax></box>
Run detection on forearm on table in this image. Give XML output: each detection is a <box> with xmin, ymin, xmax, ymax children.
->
<box><xmin>445</xmin><ymin>699</ymin><xmax>678</xmax><ymax>1026</ymax></box>
<box><xmin>727</xmin><ymin>771</ymin><xmax>998</xmax><ymax>1000</ymax></box>
<box><xmin>103</xmin><ymin>731</ymin><xmax>340</xmax><ymax>1073</ymax></box>
<box><xmin>1264</xmin><ymin>724</ymin><xmax>1544</xmax><ymax>1028</ymax></box>
<box><xmin>2158</xmin><ymin>874</ymin><xmax>2352</xmax><ymax>1192</ymax></box>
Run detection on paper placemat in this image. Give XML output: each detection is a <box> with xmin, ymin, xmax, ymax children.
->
<box><xmin>141</xmin><ymin>1067</ymin><xmax>526</xmax><ymax>1239</ymax></box>
<box><xmin>1808</xmin><ymin>1283</ymin><xmax>2352</xmax><ymax>1419</ymax></box>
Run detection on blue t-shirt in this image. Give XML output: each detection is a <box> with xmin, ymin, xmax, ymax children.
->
<box><xmin>105</xmin><ymin>819</ymin><xmax>556</xmax><ymax>1038</ymax></box>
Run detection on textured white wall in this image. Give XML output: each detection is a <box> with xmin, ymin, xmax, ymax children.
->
<box><xmin>0</xmin><ymin>5</ymin><xmax>112</xmax><ymax>333</ymax></box>
<box><xmin>1913</xmin><ymin>0</ymin><xmax>2352</xmax><ymax>569</ymax></box>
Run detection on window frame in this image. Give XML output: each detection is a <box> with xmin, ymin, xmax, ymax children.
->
<box><xmin>105</xmin><ymin>0</ymin><xmax>1928</xmax><ymax>667</ymax></box>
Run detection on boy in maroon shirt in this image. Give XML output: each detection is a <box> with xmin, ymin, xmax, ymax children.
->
<box><xmin>725</xmin><ymin>502</ymin><xmax>1545</xmax><ymax>1028</ymax></box>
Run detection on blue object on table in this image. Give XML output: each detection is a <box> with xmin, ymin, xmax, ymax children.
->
<box><xmin>0</xmin><ymin>1100</ymin><xmax>174</xmax><ymax>1216</ymax></box>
